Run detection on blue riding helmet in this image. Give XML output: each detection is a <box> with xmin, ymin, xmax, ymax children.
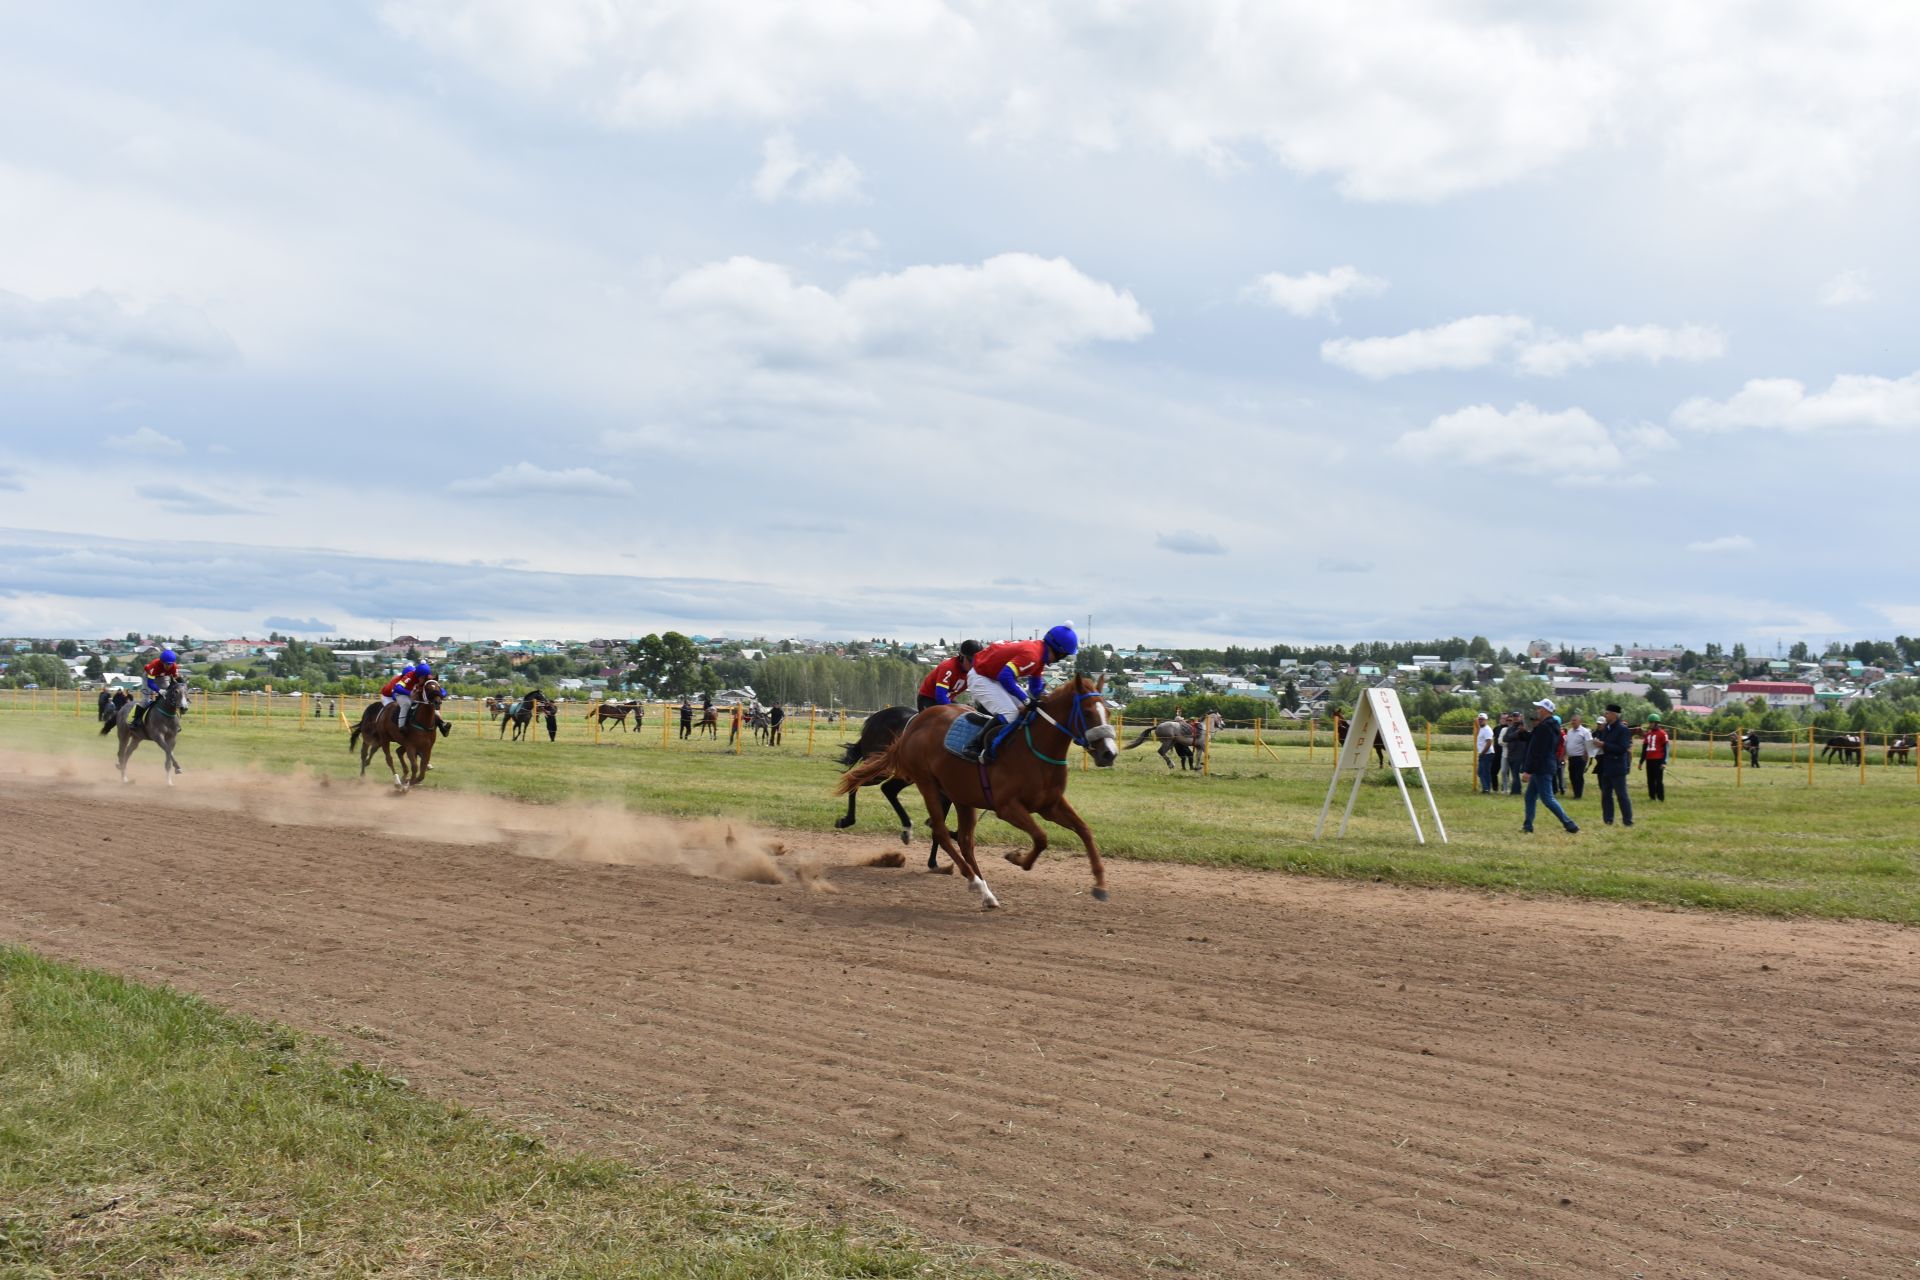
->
<box><xmin>399</xmin><ymin>663</ymin><xmax>417</xmax><ymax>675</ymax></box>
<box><xmin>1043</xmin><ymin>623</ymin><xmax>1078</xmax><ymax>659</ymax></box>
<box><xmin>415</xmin><ymin>661</ymin><xmax>432</xmax><ymax>677</ymax></box>
<box><xmin>161</xmin><ymin>648</ymin><xmax>177</xmax><ymax>663</ymax></box>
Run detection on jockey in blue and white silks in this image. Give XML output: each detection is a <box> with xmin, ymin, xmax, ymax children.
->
<box><xmin>966</xmin><ymin>623</ymin><xmax>1078</xmax><ymax>762</ymax></box>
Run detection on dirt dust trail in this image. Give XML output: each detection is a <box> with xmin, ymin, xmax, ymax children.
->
<box><xmin>2</xmin><ymin>758</ymin><xmax>1917</xmax><ymax>1279</ymax></box>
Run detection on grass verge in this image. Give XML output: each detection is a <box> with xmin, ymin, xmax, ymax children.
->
<box><xmin>0</xmin><ymin>946</ymin><xmax>1041</xmax><ymax>1279</ymax></box>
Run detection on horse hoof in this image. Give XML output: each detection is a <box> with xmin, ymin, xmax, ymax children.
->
<box><xmin>897</xmin><ymin>828</ymin><xmax>911</xmax><ymax>846</ymax></box>
<box><xmin>833</xmin><ymin>817</ymin><xmax>854</xmax><ymax>830</ymax></box>
<box><xmin>1091</xmin><ymin>887</ymin><xmax>1110</xmax><ymax>902</ymax></box>
<box><xmin>928</xmin><ymin>863</ymin><xmax>953</xmax><ymax>875</ymax></box>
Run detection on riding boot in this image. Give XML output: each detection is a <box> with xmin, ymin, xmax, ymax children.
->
<box><xmin>131</xmin><ymin>704</ymin><xmax>146</xmax><ymax>730</ymax></box>
<box><xmin>438</xmin><ymin>719</ymin><xmax>451</xmax><ymax>737</ymax></box>
<box><xmin>396</xmin><ymin>704</ymin><xmax>409</xmax><ymax>732</ymax></box>
<box><xmin>976</xmin><ymin>714</ymin><xmax>1007</xmax><ymax>764</ymax></box>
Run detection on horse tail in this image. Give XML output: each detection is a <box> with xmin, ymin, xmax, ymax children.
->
<box><xmin>834</xmin><ymin>740</ymin><xmax>902</xmax><ymax>796</ymax></box>
<box><xmin>1123</xmin><ymin>726</ymin><xmax>1155</xmax><ymax>750</ymax></box>
<box><xmin>349</xmin><ymin>722</ymin><xmax>363</xmax><ymax>751</ymax></box>
<box><xmin>99</xmin><ymin>714</ymin><xmax>116</xmax><ymax>736</ymax></box>
<box><xmin>835</xmin><ymin>740</ymin><xmax>865</xmax><ymax>768</ymax></box>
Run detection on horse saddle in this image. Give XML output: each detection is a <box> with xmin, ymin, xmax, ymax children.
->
<box><xmin>943</xmin><ymin>712</ymin><xmax>995</xmax><ymax>760</ymax></box>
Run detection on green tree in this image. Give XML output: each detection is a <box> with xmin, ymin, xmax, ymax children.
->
<box><xmin>1789</xmin><ymin>640</ymin><xmax>1810</xmax><ymax>662</ymax></box>
<box><xmin>1281</xmin><ymin>680</ymin><xmax>1300</xmax><ymax>712</ymax></box>
<box><xmin>55</xmin><ymin>639</ymin><xmax>79</xmax><ymax>658</ymax></box>
<box><xmin>83</xmin><ymin>655</ymin><xmax>104</xmax><ymax>681</ymax></box>
<box><xmin>1646</xmin><ymin>681</ymin><xmax>1672</xmax><ymax>712</ymax></box>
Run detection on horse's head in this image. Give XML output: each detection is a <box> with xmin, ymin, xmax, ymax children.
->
<box><xmin>162</xmin><ymin>679</ymin><xmax>188</xmax><ymax>714</ymax></box>
<box><xmin>1038</xmin><ymin>675</ymin><xmax>1120</xmax><ymax>767</ymax></box>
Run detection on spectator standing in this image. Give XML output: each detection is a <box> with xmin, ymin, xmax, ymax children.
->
<box><xmin>1563</xmin><ymin>712</ymin><xmax>1594</xmax><ymax>799</ymax></box>
<box><xmin>679</xmin><ymin>696</ymin><xmax>693</xmax><ymax>740</ymax></box>
<box><xmin>769</xmin><ymin>702</ymin><xmax>785</xmax><ymax>746</ymax></box>
<box><xmin>1744</xmin><ymin>728</ymin><xmax>1762</xmax><ymax>769</ymax></box>
<box><xmin>1593</xmin><ymin>703</ymin><xmax>1635</xmax><ymax>827</ymax></box>
<box><xmin>728</xmin><ymin>703</ymin><xmax>742</xmax><ymax>747</ymax></box>
<box><xmin>1502</xmin><ymin>712</ymin><xmax>1529</xmax><ymax>795</ymax></box>
<box><xmin>1520</xmin><ymin>699</ymin><xmax>1579</xmax><ymax>834</ymax></box>
<box><xmin>1639</xmin><ymin>714</ymin><xmax>1670</xmax><ymax>801</ymax></box>
<box><xmin>1553</xmin><ymin>714</ymin><xmax>1568</xmax><ymax>794</ymax></box>
<box><xmin>1475</xmin><ymin>712</ymin><xmax>1496</xmax><ymax>794</ymax></box>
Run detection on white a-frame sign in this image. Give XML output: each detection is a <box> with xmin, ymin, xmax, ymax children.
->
<box><xmin>1314</xmin><ymin>687</ymin><xmax>1449</xmax><ymax>845</ymax></box>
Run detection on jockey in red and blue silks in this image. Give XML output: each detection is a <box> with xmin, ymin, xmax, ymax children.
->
<box><xmin>132</xmin><ymin>648</ymin><xmax>180</xmax><ymax>727</ymax></box>
<box><xmin>380</xmin><ymin>662</ymin><xmax>431</xmax><ymax>729</ymax></box>
<box><xmin>966</xmin><ymin>623</ymin><xmax>1078</xmax><ymax>763</ymax></box>
<box><xmin>916</xmin><ymin>639</ymin><xmax>982</xmax><ymax>712</ymax></box>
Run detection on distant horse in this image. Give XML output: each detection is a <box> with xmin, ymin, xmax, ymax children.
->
<box><xmin>835</xmin><ymin>676</ymin><xmax>1120</xmax><ymax>908</ymax></box>
<box><xmin>351</xmin><ymin>679</ymin><xmax>446</xmax><ymax>789</ymax></box>
<box><xmin>695</xmin><ymin>704</ymin><xmax>719</xmax><ymax>738</ymax></box>
<box><xmin>99</xmin><ymin>678</ymin><xmax>188</xmax><ymax>785</ymax></box>
<box><xmin>1886</xmin><ymin>735</ymin><xmax>1914</xmax><ymax>766</ymax></box>
<box><xmin>586</xmin><ymin>701</ymin><xmax>643</xmax><ymax>732</ymax></box>
<box><xmin>833</xmin><ymin>705</ymin><xmax>950</xmax><ymax>871</ymax></box>
<box><xmin>1822</xmin><ymin>734</ymin><xmax>1862</xmax><ymax>764</ymax></box>
<box><xmin>500</xmin><ymin>692</ymin><xmax>553</xmax><ymax>741</ymax></box>
<box><xmin>1122</xmin><ymin>711</ymin><xmax>1223</xmax><ymax>771</ymax></box>
<box><xmin>96</xmin><ymin>688</ymin><xmax>128</xmax><ymax>724</ymax></box>
<box><xmin>1334</xmin><ymin>713</ymin><xmax>1389</xmax><ymax>767</ymax></box>
<box><xmin>748</xmin><ymin>705</ymin><xmax>773</xmax><ymax>744</ymax></box>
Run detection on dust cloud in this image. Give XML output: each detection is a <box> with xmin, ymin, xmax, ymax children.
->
<box><xmin>0</xmin><ymin>748</ymin><xmax>834</xmax><ymax>890</ymax></box>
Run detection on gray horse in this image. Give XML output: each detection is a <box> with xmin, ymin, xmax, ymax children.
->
<box><xmin>1123</xmin><ymin>711</ymin><xmax>1224</xmax><ymax>771</ymax></box>
<box><xmin>99</xmin><ymin>678</ymin><xmax>188</xmax><ymax>784</ymax></box>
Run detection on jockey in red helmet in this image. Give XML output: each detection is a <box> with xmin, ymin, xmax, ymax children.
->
<box><xmin>132</xmin><ymin>647</ymin><xmax>180</xmax><ymax>729</ymax></box>
<box><xmin>965</xmin><ymin>623</ymin><xmax>1078</xmax><ymax>763</ymax></box>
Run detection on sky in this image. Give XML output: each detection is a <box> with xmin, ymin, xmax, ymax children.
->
<box><xmin>4</xmin><ymin>1</ymin><xmax>1919</xmax><ymax>653</ymax></box>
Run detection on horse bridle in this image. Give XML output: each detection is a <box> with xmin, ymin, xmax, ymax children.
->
<box><xmin>1022</xmin><ymin>687</ymin><xmax>1117</xmax><ymax>764</ymax></box>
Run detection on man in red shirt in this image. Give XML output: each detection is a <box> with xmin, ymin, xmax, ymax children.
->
<box><xmin>1638</xmin><ymin>712</ymin><xmax>1671</xmax><ymax>802</ymax></box>
<box><xmin>916</xmin><ymin>640</ymin><xmax>981</xmax><ymax>712</ymax></box>
<box><xmin>965</xmin><ymin>623</ymin><xmax>1078</xmax><ymax>762</ymax></box>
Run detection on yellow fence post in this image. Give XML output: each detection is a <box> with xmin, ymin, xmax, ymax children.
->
<box><xmin>299</xmin><ymin>691</ymin><xmax>307</xmax><ymax>728</ymax></box>
<box><xmin>1309</xmin><ymin>716</ymin><xmax>1316</xmax><ymax>762</ymax></box>
<box><xmin>1807</xmin><ymin>726</ymin><xmax>1814</xmax><ymax>787</ymax></box>
<box><xmin>1425</xmin><ymin>721</ymin><xmax>1432</xmax><ymax>754</ymax></box>
<box><xmin>592</xmin><ymin>701</ymin><xmax>601</xmax><ymax>745</ymax></box>
<box><xmin>1734</xmin><ymin>731</ymin><xmax>1742</xmax><ymax>787</ymax></box>
<box><xmin>229</xmin><ymin>690</ymin><xmax>236</xmax><ymax>723</ymax></box>
<box><xmin>1202</xmin><ymin>722</ymin><xmax>1213</xmax><ymax>776</ymax></box>
<box><xmin>661</xmin><ymin>702</ymin><xmax>670</xmax><ymax>750</ymax></box>
<box><xmin>806</xmin><ymin>704</ymin><xmax>816</xmax><ymax>757</ymax></box>
<box><xmin>1860</xmin><ymin>729</ymin><xmax>1868</xmax><ymax>786</ymax></box>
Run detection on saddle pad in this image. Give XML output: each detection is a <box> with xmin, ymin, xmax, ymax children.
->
<box><xmin>943</xmin><ymin>712</ymin><xmax>992</xmax><ymax>758</ymax></box>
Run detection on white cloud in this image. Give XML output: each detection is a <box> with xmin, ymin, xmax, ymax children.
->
<box><xmin>663</xmin><ymin>252</ymin><xmax>1150</xmax><ymax>362</ymax></box>
<box><xmin>1393</xmin><ymin>402</ymin><xmax>1624</xmax><ymax>479</ymax></box>
<box><xmin>0</xmin><ymin>288</ymin><xmax>234</xmax><ymax>372</ymax></box>
<box><xmin>1326</xmin><ymin>316</ymin><xmax>1723</xmax><ymax>378</ymax></box>
<box><xmin>1688</xmin><ymin>535</ymin><xmax>1754</xmax><ymax>553</ymax></box>
<box><xmin>1322</xmin><ymin>315</ymin><xmax>1531</xmax><ymax>378</ymax></box>
<box><xmin>1244</xmin><ymin>266</ymin><xmax>1386</xmax><ymax>319</ymax></box>
<box><xmin>752</xmin><ymin>132</ymin><xmax>865</xmax><ymax>204</ymax></box>
<box><xmin>1514</xmin><ymin>324</ymin><xmax>1725</xmax><ymax>377</ymax></box>
<box><xmin>819</xmin><ymin>229</ymin><xmax>882</xmax><ymax>263</ymax></box>
<box><xmin>1157</xmin><ymin>529</ymin><xmax>1226</xmax><ymax>555</ymax></box>
<box><xmin>383</xmin><ymin>3</ymin><xmax>1920</xmax><ymax>204</ymax></box>
<box><xmin>1672</xmin><ymin>372</ymin><xmax>1920</xmax><ymax>432</ymax></box>
<box><xmin>1820</xmin><ymin>269</ymin><xmax>1873</xmax><ymax>306</ymax></box>
<box><xmin>135</xmin><ymin>483</ymin><xmax>253</xmax><ymax>516</ymax></box>
<box><xmin>106</xmin><ymin>427</ymin><xmax>187</xmax><ymax>456</ymax></box>
<box><xmin>449</xmin><ymin>462</ymin><xmax>634</xmax><ymax>496</ymax></box>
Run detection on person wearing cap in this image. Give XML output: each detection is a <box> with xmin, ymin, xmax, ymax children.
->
<box><xmin>1474</xmin><ymin>712</ymin><xmax>1496</xmax><ymax>794</ymax></box>
<box><xmin>1520</xmin><ymin>698</ymin><xmax>1579</xmax><ymax>834</ymax></box>
<box><xmin>1563</xmin><ymin>711</ymin><xmax>1594</xmax><ymax>799</ymax></box>
<box><xmin>965</xmin><ymin>622</ymin><xmax>1079</xmax><ymax>764</ymax></box>
<box><xmin>1593</xmin><ymin>704</ymin><xmax>1635</xmax><ymax>826</ymax></box>
<box><xmin>917</xmin><ymin>640</ymin><xmax>982</xmax><ymax>712</ymax></box>
<box><xmin>1639</xmin><ymin>713</ymin><xmax>1671</xmax><ymax>802</ymax></box>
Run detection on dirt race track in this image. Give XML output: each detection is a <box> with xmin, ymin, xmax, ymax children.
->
<box><xmin>3</xmin><ymin>759</ymin><xmax>1917</xmax><ymax>1279</ymax></box>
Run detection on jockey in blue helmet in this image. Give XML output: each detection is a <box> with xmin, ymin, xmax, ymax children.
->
<box><xmin>132</xmin><ymin>647</ymin><xmax>181</xmax><ymax>728</ymax></box>
<box><xmin>965</xmin><ymin>622</ymin><xmax>1079</xmax><ymax>763</ymax></box>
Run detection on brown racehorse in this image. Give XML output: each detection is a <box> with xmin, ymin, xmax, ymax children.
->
<box><xmin>350</xmin><ymin>679</ymin><xmax>446</xmax><ymax>789</ymax></box>
<box><xmin>585</xmin><ymin>701</ymin><xmax>643</xmax><ymax>731</ymax></box>
<box><xmin>834</xmin><ymin>675</ymin><xmax>1120</xmax><ymax>908</ymax></box>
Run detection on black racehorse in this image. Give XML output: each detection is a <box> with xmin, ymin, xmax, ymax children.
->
<box><xmin>834</xmin><ymin>705</ymin><xmax>950</xmax><ymax>871</ymax></box>
<box><xmin>1821</xmin><ymin>734</ymin><xmax>1862</xmax><ymax>764</ymax></box>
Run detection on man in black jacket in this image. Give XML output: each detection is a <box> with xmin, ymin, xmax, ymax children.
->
<box><xmin>1520</xmin><ymin>699</ymin><xmax>1579</xmax><ymax>833</ymax></box>
<box><xmin>1593</xmin><ymin>703</ymin><xmax>1636</xmax><ymax>827</ymax></box>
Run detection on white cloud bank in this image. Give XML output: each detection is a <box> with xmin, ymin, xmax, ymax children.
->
<box><xmin>1672</xmin><ymin>371</ymin><xmax>1920</xmax><ymax>432</ymax></box>
<box><xmin>752</xmin><ymin>131</ymin><xmax>864</xmax><ymax>204</ymax></box>
<box><xmin>0</xmin><ymin>288</ymin><xmax>234</xmax><ymax>371</ymax></box>
<box><xmin>1243</xmin><ymin>266</ymin><xmax>1386</xmax><ymax>319</ymax></box>
<box><xmin>106</xmin><ymin>427</ymin><xmax>187</xmax><ymax>456</ymax></box>
<box><xmin>449</xmin><ymin>462</ymin><xmax>634</xmax><ymax>496</ymax></box>
<box><xmin>663</xmin><ymin>252</ymin><xmax>1151</xmax><ymax>362</ymax></box>
<box><xmin>381</xmin><ymin>1</ymin><xmax>1920</xmax><ymax>203</ymax></box>
<box><xmin>1820</xmin><ymin>269</ymin><xmax>1873</xmax><ymax>306</ymax></box>
<box><xmin>1324</xmin><ymin>316</ymin><xmax>1724</xmax><ymax>379</ymax></box>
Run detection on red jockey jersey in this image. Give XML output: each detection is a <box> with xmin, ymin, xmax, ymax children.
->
<box><xmin>1643</xmin><ymin>726</ymin><xmax>1670</xmax><ymax>760</ymax></box>
<box><xmin>917</xmin><ymin>655</ymin><xmax>972</xmax><ymax>700</ymax></box>
<box><xmin>143</xmin><ymin>657</ymin><xmax>178</xmax><ymax>681</ymax></box>
<box><xmin>970</xmin><ymin>639</ymin><xmax>1046</xmax><ymax>684</ymax></box>
<box><xmin>380</xmin><ymin>670</ymin><xmax>424</xmax><ymax>698</ymax></box>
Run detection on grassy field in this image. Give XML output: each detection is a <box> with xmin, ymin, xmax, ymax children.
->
<box><xmin>0</xmin><ymin>946</ymin><xmax>1046</xmax><ymax>1279</ymax></box>
<box><xmin>4</xmin><ymin>700</ymin><xmax>1918</xmax><ymax>922</ymax></box>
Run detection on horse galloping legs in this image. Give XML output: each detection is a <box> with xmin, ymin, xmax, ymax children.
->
<box><xmin>915</xmin><ymin>779</ymin><xmax>993</xmax><ymax>907</ymax></box>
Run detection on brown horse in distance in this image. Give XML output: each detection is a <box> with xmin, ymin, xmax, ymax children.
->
<box><xmin>585</xmin><ymin>700</ymin><xmax>644</xmax><ymax>731</ymax></box>
<box><xmin>350</xmin><ymin>679</ymin><xmax>446</xmax><ymax>788</ymax></box>
<box><xmin>835</xmin><ymin>675</ymin><xmax>1120</xmax><ymax>908</ymax></box>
